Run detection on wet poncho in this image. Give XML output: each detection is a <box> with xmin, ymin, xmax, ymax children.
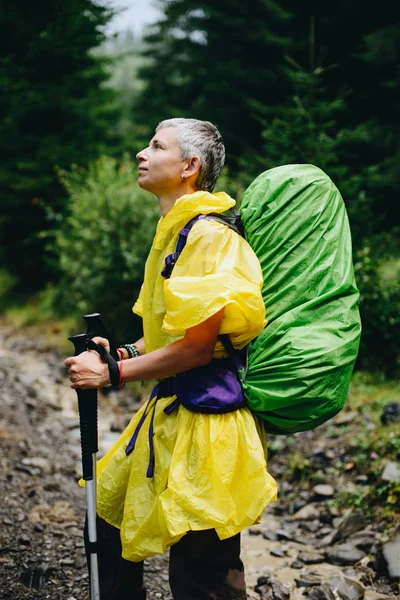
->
<box><xmin>94</xmin><ymin>190</ymin><xmax>278</xmax><ymax>562</ymax></box>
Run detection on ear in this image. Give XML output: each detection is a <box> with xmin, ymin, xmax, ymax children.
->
<box><xmin>183</xmin><ymin>155</ymin><xmax>201</xmax><ymax>180</ymax></box>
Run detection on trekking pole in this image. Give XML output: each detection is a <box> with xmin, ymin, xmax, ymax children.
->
<box><xmin>68</xmin><ymin>332</ymin><xmax>100</xmax><ymax>600</ymax></box>
<box><xmin>69</xmin><ymin>313</ymin><xmax>118</xmax><ymax>600</ymax></box>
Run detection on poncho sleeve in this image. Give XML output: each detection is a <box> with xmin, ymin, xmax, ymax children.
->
<box><xmin>162</xmin><ymin>219</ymin><xmax>266</xmax><ymax>347</ymax></box>
<box><xmin>132</xmin><ymin>284</ymin><xmax>144</xmax><ymax>317</ymax></box>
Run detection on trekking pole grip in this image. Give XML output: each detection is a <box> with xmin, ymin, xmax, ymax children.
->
<box><xmin>84</xmin><ymin>312</ymin><xmax>119</xmax><ymax>361</ymax></box>
<box><xmin>68</xmin><ymin>333</ymin><xmax>98</xmax><ymax>481</ymax></box>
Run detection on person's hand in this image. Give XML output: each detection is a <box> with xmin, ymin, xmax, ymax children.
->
<box><xmin>91</xmin><ymin>336</ymin><xmax>110</xmax><ymax>353</ymax></box>
<box><xmin>64</xmin><ymin>350</ymin><xmax>110</xmax><ymax>389</ymax></box>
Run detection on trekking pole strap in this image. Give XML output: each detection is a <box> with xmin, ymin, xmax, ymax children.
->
<box><xmin>86</xmin><ymin>338</ymin><xmax>120</xmax><ymax>388</ymax></box>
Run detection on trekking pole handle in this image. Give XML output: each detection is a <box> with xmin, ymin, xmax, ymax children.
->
<box><xmin>68</xmin><ymin>333</ymin><xmax>98</xmax><ymax>481</ymax></box>
<box><xmin>84</xmin><ymin>312</ymin><xmax>119</xmax><ymax>361</ymax></box>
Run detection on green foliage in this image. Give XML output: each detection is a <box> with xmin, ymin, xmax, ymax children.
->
<box><xmin>52</xmin><ymin>156</ymin><xmax>159</xmax><ymax>342</ymax></box>
<box><xmin>133</xmin><ymin>0</ymin><xmax>294</xmax><ymax>166</ymax></box>
<box><xmin>354</xmin><ymin>239</ymin><xmax>400</xmax><ymax>375</ymax></box>
<box><xmin>0</xmin><ymin>0</ymin><xmax>120</xmax><ymax>291</ymax></box>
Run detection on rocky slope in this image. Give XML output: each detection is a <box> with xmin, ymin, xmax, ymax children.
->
<box><xmin>0</xmin><ymin>323</ymin><xmax>398</xmax><ymax>599</ymax></box>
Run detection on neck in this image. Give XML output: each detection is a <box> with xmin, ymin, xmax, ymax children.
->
<box><xmin>157</xmin><ymin>182</ymin><xmax>198</xmax><ymax>217</ymax></box>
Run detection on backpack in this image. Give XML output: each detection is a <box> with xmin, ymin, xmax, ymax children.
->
<box><xmin>163</xmin><ymin>164</ymin><xmax>361</xmax><ymax>435</ymax></box>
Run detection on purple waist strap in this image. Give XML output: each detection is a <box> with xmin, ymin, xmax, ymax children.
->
<box><xmin>125</xmin><ymin>379</ymin><xmax>177</xmax><ymax>478</ymax></box>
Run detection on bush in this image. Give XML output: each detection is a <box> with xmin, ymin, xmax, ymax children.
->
<box><xmin>354</xmin><ymin>235</ymin><xmax>400</xmax><ymax>376</ymax></box>
<box><xmin>52</xmin><ymin>155</ymin><xmax>159</xmax><ymax>343</ymax></box>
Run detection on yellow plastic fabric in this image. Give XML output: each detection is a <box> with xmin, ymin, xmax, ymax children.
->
<box><xmin>93</xmin><ymin>191</ymin><xmax>277</xmax><ymax>562</ymax></box>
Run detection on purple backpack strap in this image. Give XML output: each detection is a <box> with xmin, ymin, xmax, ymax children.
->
<box><xmin>161</xmin><ymin>212</ymin><xmax>242</xmax><ymax>280</ymax></box>
<box><xmin>161</xmin><ymin>215</ymin><xmax>207</xmax><ymax>279</ymax></box>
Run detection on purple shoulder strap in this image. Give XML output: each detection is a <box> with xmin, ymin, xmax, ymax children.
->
<box><xmin>161</xmin><ymin>212</ymin><xmax>242</xmax><ymax>280</ymax></box>
<box><xmin>161</xmin><ymin>214</ymin><xmax>207</xmax><ymax>280</ymax></box>
<box><xmin>161</xmin><ymin>212</ymin><xmax>245</xmax><ymax>371</ymax></box>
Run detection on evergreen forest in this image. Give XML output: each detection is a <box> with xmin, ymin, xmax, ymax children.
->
<box><xmin>1</xmin><ymin>0</ymin><xmax>399</xmax><ymax>375</ymax></box>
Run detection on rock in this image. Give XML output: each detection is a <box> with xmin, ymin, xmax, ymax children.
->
<box><xmin>297</xmin><ymin>550</ymin><xmax>325</xmax><ymax>565</ymax></box>
<box><xmin>325</xmin><ymin>544</ymin><xmax>366</xmax><ymax>566</ymax></box>
<box><xmin>290</xmin><ymin>504</ymin><xmax>321</xmax><ymax>521</ymax></box>
<box><xmin>381</xmin><ymin>461</ymin><xmax>400</xmax><ymax>483</ymax></box>
<box><xmin>319</xmin><ymin>512</ymin><xmax>334</xmax><ymax>525</ymax></box>
<box><xmin>255</xmin><ymin>576</ymin><xmax>290</xmax><ymax>600</ymax></box>
<box><xmin>21</xmin><ymin>456</ymin><xmax>51</xmax><ymax>474</ymax></box>
<box><xmin>28</xmin><ymin>501</ymin><xmax>76</xmax><ymax>525</ymax></box>
<box><xmin>301</xmin><ymin>519</ymin><xmax>320</xmax><ymax>533</ymax></box>
<box><xmin>315</xmin><ymin>531</ymin><xmax>336</xmax><ymax>547</ymax></box>
<box><xmin>313</xmin><ymin>484</ymin><xmax>334</xmax><ymax>498</ymax></box>
<box><xmin>382</xmin><ymin>534</ymin><xmax>400</xmax><ymax>580</ymax></box>
<box><xmin>276</xmin><ymin>529</ymin><xmax>295</xmax><ymax>541</ymax></box>
<box><xmin>355</xmin><ymin>475</ymin><xmax>369</xmax><ymax>485</ymax></box>
<box><xmin>332</xmin><ymin>512</ymin><xmax>367</xmax><ymax>543</ymax></box>
<box><xmin>249</xmin><ymin>526</ymin><xmax>262</xmax><ymax>536</ymax></box>
<box><xmin>290</xmin><ymin>560</ymin><xmax>303</xmax><ymax>569</ymax></box>
<box><xmin>20</xmin><ymin>563</ymin><xmax>52</xmax><ymax>590</ymax></box>
<box><xmin>351</xmin><ymin>532</ymin><xmax>376</xmax><ymax>552</ymax></box>
<box><xmin>270</xmin><ymin>548</ymin><xmax>287</xmax><ymax>558</ymax></box>
<box><xmin>334</xmin><ymin>411</ymin><xmax>357</xmax><ymax>425</ymax></box>
<box><xmin>262</xmin><ymin>530</ymin><xmax>278</xmax><ymax>541</ymax></box>
<box><xmin>73</xmin><ymin>555</ymin><xmax>87</xmax><ymax>570</ymax></box>
<box><xmin>380</xmin><ymin>401</ymin><xmax>400</xmax><ymax>425</ymax></box>
<box><xmin>329</xmin><ymin>574</ymin><xmax>365</xmax><ymax>600</ymax></box>
<box><xmin>307</xmin><ymin>584</ymin><xmax>336</xmax><ymax>600</ymax></box>
<box><xmin>295</xmin><ymin>572</ymin><xmax>322</xmax><ymax>588</ymax></box>
<box><xmin>18</xmin><ymin>535</ymin><xmax>31</xmax><ymax>545</ymax></box>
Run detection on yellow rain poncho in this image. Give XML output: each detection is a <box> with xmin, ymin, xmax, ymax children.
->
<box><xmin>95</xmin><ymin>190</ymin><xmax>277</xmax><ymax>562</ymax></box>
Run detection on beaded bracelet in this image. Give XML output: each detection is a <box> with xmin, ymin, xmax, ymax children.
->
<box><xmin>119</xmin><ymin>343</ymin><xmax>140</xmax><ymax>358</ymax></box>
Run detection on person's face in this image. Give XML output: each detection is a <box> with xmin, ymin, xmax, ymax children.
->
<box><xmin>136</xmin><ymin>127</ymin><xmax>187</xmax><ymax>194</ymax></box>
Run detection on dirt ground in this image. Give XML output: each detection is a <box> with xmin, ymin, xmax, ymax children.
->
<box><xmin>0</xmin><ymin>323</ymin><xmax>398</xmax><ymax>599</ymax></box>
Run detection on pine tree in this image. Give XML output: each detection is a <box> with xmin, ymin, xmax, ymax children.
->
<box><xmin>0</xmin><ymin>0</ymin><xmax>119</xmax><ymax>291</ymax></box>
<box><xmin>133</xmin><ymin>0</ymin><xmax>295</xmax><ymax>166</ymax></box>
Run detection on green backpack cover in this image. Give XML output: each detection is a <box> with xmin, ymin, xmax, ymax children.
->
<box><xmin>240</xmin><ymin>164</ymin><xmax>361</xmax><ymax>434</ymax></box>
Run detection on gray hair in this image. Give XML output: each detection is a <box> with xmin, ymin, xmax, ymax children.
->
<box><xmin>156</xmin><ymin>118</ymin><xmax>225</xmax><ymax>192</ymax></box>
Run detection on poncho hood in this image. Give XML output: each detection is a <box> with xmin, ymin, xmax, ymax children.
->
<box><xmin>153</xmin><ymin>190</ymin><xmax>235</xmax><ymax>249</ymax></box>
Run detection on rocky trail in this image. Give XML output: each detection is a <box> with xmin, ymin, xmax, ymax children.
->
<box><xmin>0</xmin><ymin>324</ymin><xmax>399</xmax><ymax>600</ymax></box>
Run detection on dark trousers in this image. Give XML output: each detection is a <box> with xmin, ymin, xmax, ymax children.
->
<box><xmin>84</xmin><ymin>515</ymin><xmax>247</xmax><ymax>600</ymax></box>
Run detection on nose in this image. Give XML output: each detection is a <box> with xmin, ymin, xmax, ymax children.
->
<box><xmin>136</xmin><ymin>147</ymin><xmax>148</xmax><ymax>162</ymax></box>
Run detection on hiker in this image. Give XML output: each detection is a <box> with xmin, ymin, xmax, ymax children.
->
<box><xmin>65</xmin><ymin>118</ymin><xmax>277</xmax><ymax>600</ymax></box>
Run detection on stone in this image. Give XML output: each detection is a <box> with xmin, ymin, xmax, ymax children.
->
<box><xmin>262</xmin><ymin>530</ymin><xmax>278</xmax><ymax>541</ymax></box>
<box><xmin>381</xmin><ymin>461</ymin><xmax>400</xmax><ymax>483</ymax></box>
<box><xmin>382</xmin><ymin>534</ymin><xmax>400</xmax><ymax>580</ymax></box>
<box><xmin>351</xmin><ymin>532</ymin><xmax>376</xmax><ymax>552</ymax></box>
<box><xmin>380</xmin><ymin>401</ymin><xmax>400</xmax><ymax>425</ymax></box>
<box><xmin>270</xmin><ymin>548</ymin><xmax>286</xmax><ymax>558</ymax></box>
<box><xmin>307</xmin><ymin>584</ymin><xmax>336</xmax><ymax>600</ymax></box>
<box><xmin>325</xmin><ymin>544</ymin><xmax>366</xmax><ymax>566</ymax></box>
<box><xmin>290</xmin><ymin>560</ymin><xmax>303</xmax><ymax>569</ymax></box>
<box><xmin>21</xmin><ymin>457</ymin><xmax>51</xmax><ymax>474</ymax></box>
<box><xmin>301</xmin><ymin>519</ymin><xmax>320</xmax><ymax>533</ymax></box>
<box><xmin>329</xmin><ymin>574</ymin><xmax>365</xmax><ymax>600</ymax></box>
<box><xmin>313</xmin><ymin>484</ymin><xmax>334</xmax><ymax>497</ymax></box>
<box><xmin>355</xmin><ymin>475</ymin><xmax>369</xmax><ymax>485</ymax></box>
<box><xmin>20</xmin><ymin>563</ymin><xmax>52</xmax><ymax>590</ymax></box>
<box><xmin>290</xmin><ymin>504</ymin><xmax>321</xmax><ymax>521</ymax></box>
<box><xmin>295</xmin><ymin>572</ymin><xmax>322</xmax><ymax>588</ymax></box>
<box><xmin>334</xmin><ymin>411</ymin><xmax>357</xmax><ymax>425</ymax></box>
<box><xmin>332</xmin><ymin>512</ymin><xmax>367</xmax><ymax>543</ymax></box>
<box><xmin>297</xmin><ymin>550</ymin><xmax>325</xmax><ymax>565</ymax></box>
<box><xmin>255</xmin><ymin>576</ymin><xmax>290</xmax><ymax>600</ymax></box>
